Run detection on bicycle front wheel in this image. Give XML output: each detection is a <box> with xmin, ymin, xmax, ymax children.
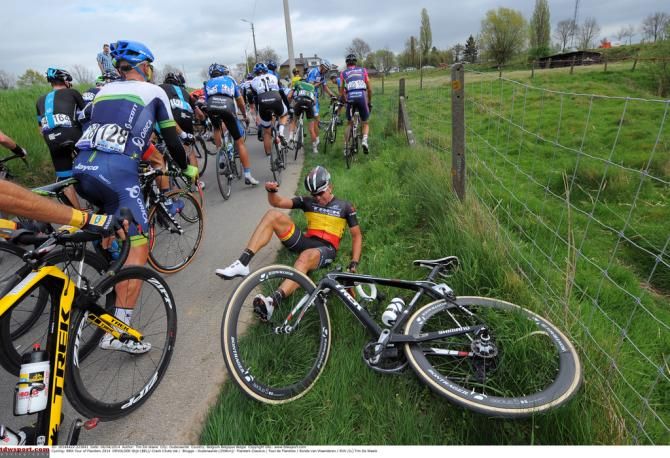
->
<box><xmin>294</xmin><ymin>122</ymin><xmax>304</xmax><ymax>161</ymax></box>
<box><xmin>404</xmin><ymin>297</ymin><xmax>582</xmax><ymax>418</ymax></box>
<box><xmin>221</xmin><ymin>265</ymin><xmax>331</xmax><ymax>404</ymax></box>
<box><xmin>148</xmin><ymin>190</ymin><xmax>204</xmax><ymax>274</ymax></box>
<box><xmin>65</xmin><ymin>266</ymin><xmax>177</xmax><ymax>420</ymax></box>
<box><xmin>215</xmin><ymin>148</ymin><xmax>233</xmax><ymax>200</ymax></box>
<box><xmin>270</xmin><ymin>141</ymin><xmax>282</xmax><ymax>184</ymax></box>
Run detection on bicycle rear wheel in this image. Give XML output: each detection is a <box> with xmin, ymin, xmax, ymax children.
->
<box><xmin>270</xmin><ymin>140</ymin><xmax>283</xmax><ymax>184</ymax></box>
<box><xmin>215</xmin><ymin>147</ymin><xmax>233</xmax><ymax>200</ymax></box>
<box><xmin>294</xmin><ymin>121</ymin><xmax>304</xmax><ymax>161</ymax></box>
<box><xmin>65</xmin><ymin>266</ymin><xmax>177</xmax><ymax>420</ymax></box>
<box><xmin>0</xmin><ymin>248</ymin><xmax>109</xmax><ymax>375</ymax></box>
<box><xmin>404</xmin><ymin>297</ymin><xmax>582</xmax><ymax>418</ymax></box>
<box><xmin>193</xmin><ymin>138</ymin><xmax>208</xmax><ymax>176</ymax></box>
<box><xmin>148</xmin><ymin>190</ymin><xmax>204</xmax><ymax>274</ymax></box>
<box><xmin>344</xmin><ymin>128</ymin><xmax>354</xmax><ymax>169</ymax></box>
<box><xmin>221</xmin><ymin>265</ymin><xmax>331</xmax><ymax>404</ymax></box>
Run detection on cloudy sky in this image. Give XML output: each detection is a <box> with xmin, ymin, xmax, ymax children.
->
<box><xmin>1</xmin><ymin>0</ymin><xmax>667</xmax><ymax>84</ymax></box>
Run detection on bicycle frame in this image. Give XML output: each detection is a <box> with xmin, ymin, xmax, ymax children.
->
<box><xmin>283</xmin><ymin>268</ymin><xmax>485</xmax><ymax>346</ymax></box>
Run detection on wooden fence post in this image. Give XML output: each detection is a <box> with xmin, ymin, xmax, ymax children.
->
<box><xmin>397</xmin><ymin>79</ymin><xmax>405</xmax><ymax>132</ymax></box>
<box><xmin>498</xmin><ymin>65</ymin><xmax>502</xmax><ymax>78</ymax></box>
<box><xmin>570</xmin><ymin>56</ymin><xmax>576</xmax><ymax>74</ymax></box>
<box><xmin>451</xmin><ymin>63</ymin><xmax>465</xmax><ymax>201</ymax></box>
<box><xmin>531</xmin><ymin>60</ymin><xmax>535</xmax><ymax>78</ymax></box>
<box><xmin>604</xmin><ymin>55</ymin><xmax>608</xmax><ymax>72</ymax></box>
<box><xmin>632</xmin><ymin>54</ymin><xmax>638</xmax><ymax>72</ymax></box>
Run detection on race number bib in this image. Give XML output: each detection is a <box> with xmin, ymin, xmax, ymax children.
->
<box><xmin>346</xmin><ymin>80</ymin><xmax>367</xmax><ymax>91</ymax></box>
<box><xmin>297</xmin><ymin>90</ymin><xmax>314</xmax><ymax>100</ymax></box>
<box><xmin>78</xmin><ymin>123</ymin><xmax>129</xmax><ymax>154</ymax></box>
<box><xmin>41</xmin><ymin>113</ymin><xmax>73</xmax><ymax>131</ymax></box>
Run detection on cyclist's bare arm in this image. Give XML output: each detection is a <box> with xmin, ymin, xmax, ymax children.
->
<box><xmin>235</xmin><ymin>96</ymin><xmax>248</xmax><ymax>120</ymax></box>
<box><xmin>349</xmin><ymin>224</ymin><xmax>363</xmax><ymax>266</ymax></box>
<box><xmin>264</xmin><ymin>181</ymin><xmax>293</xmax><ymax>209</ymax></box>
<box><xmin>1</xmin><ymin>179</ymin><xmax>90</xmax><ymax>228</ymax></box>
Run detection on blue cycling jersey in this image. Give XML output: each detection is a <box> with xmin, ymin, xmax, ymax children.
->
<box><xmin>306</xmin><ymin>67</ymin><xmax>324</xmax><ymax>96</ymax></box>
<box><xmin>205</xmin><ymin>75</ymin><xmax>240</xmax><ymax>99</ymax></box>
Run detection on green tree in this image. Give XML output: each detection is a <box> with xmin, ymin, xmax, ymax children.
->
<box><xmin>464</xmin><ymin>35</ymin><xmax>478</xmax><ymax>63</ymax></box>
<box><xmin>368</xmin><ymin>49</ymin><xmax>396</xmax><ymax>73</ymax></box>
<box><xmin>398</xmin><ymin>36</ymin><xmax>418</xmax><ymax>68</ymax></box>
<box><xmin>419</xmin><ymin>8</ymin><xmax>432</xmax><ymax>59</ymax></box>
<box><xmin>529</xmin><ymin>0</ymin><xmax>551</xmax><ymax>59</ymax></box>
<box><xmin>480</xmin><ymin>7</ymin><xmax>528</xmax><ymax>65</ymax></box>
<box><xmin>17</xmin><ymin>69</ymin><xmax>47</xmax><ymax>87</ymax></box>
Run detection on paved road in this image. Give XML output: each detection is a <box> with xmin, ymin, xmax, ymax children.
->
<box><xmin>0</xmin><ymin>138</ymin><xmax>304</xmax><ymax>444</ymax></box>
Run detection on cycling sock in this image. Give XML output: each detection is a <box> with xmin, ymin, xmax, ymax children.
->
<box><xmin>271</xmin><ymin>289</ymin><xmax>285</xmax><ymax>307</ymax></box>
<box><xmin>239</xmin><ymin>248</ymin><xmax>255</xmax><ymax>266</ymax></box>
<box><xmin>244</xmin><ymin>168</ymin><xmax>251</xmax><ymax>176</ymax></box>
<box><xmin>363</xmin><ymin>135</ymin><xmax>368</xmax><ymax>141</ymax></box>
<box><xmin>278</xmin><ymin>124</ymin><xmax>285</xmax><ymax>137</ymax></box>
<box><xmin>114</xmin><ymin>307</ymin><xmax>133</xmax><ymax>325</ymax></box>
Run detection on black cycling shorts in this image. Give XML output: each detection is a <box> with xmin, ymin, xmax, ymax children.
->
<box><xmin>257</xmin><ymin>92</ymin><xmax>287</xmax><ymax>127</ymax></box>
<box><xmin>280</xmin><ymin>224</ymin><xmax>336</xmax><ymax>269</ymax></box>
<box><xmin>207</xmin><ymin>95</ymin><xmax>243</xmax><ymax>141</ymax></box>
<box><xmin>292</xmin><ymin>97</ymin><xmax>315</xmax><ymax>120</ymax></box>
<box><xmin>43</xmin><ymin>127</ymin><xmax>81</xmax><ymax>180</ymax></box>
<box><xmin>173</xmin><ymin>109</ymin><xmax>194</xmax><ymax>134</ymax></box>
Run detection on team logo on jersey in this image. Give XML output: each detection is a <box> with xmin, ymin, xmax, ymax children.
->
<box><xmin>132</xmin><ymin>137</ymin><xmax>145</xmax><ymax>149</ymax></box>
<box><xmin>126</xmin><ymin>186</ymin><xmax>141</xmax><ymax>199</ymax></box>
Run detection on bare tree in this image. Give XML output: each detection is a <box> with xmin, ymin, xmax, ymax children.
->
<box><xmin>346</xmin><ymin>38</ymin><xmax>372</xmax><ymax>61</ymax></box>
<box><xmin>554</xmin><ymin>19</ymin><xmax>573</xmax><ymax>51</ymax></box>
<box><xmin>71</xmin><ymin>64</ymin><xmax>95</xmax><ymax>85</ymax></box>
<box><xmin>257</xmin><ymin>47</ymin><xmax>280</xmax><ymax>65</ymax></box>
<box><xmin>577</xmin><ymin>17</ymin><xmax>600</xmax><ymax>50</ymax></box>
<box><xmin>451</xmin><ymin>43</ymin><xmax>465</xmax><ymax>62</ymax></box>
<box><xmin>155</xmin><ymin>64</ymin><xmax>181</xmax><ymax>85</ymax></box>
<box><xmin>624</xmin><ymin>24</ymin><xmax>636</xmax><ymax>44</ymax></box>
<box><xmin>0</xmin><ymin>70</ymin><xmax>15</xmax><ymax>89</ymax></box>
<box><xmin>641</xmin><ymin>12</ymin><xmax>670</xmax><ymax>43</ymax></box>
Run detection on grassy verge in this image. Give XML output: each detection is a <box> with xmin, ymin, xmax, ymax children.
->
<box><xmin>200</xmin><ymin>92</ymin><xmax>610</xmax><ymax>445</ymax></box>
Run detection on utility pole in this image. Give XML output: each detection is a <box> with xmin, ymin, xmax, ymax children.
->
<box><xmin>242</xmin><ymin>19</ymin><xmax>258</xmax><ymax>62</ymax></box>
<box><xmin>570</xmin><ymin>0</ymin><xmax>580</xmax><ymax>49</ymax></box>
<box><xmin>283</xmin><ymin>0</ymin><xmax>296</xmax><ymax>76</ymax></box>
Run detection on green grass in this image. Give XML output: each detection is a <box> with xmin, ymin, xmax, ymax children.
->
<box><xmin>201</xmin><ymin>92</ymin><xmax>620</xmax><ymax>445</ymax></box>
<box><xmin>381</xmin><ymin>63</ymin><xmax>670</xmax><ymax>443</ymax></box>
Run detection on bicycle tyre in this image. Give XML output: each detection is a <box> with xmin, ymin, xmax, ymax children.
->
<box><xmin>404</xmin><ymin>296</ymin><xmax>582</xmax><ymax>418</ymax></box>
<box><xmin>344</xmin><ymin>129</ymin><xmax>354</xmax><ymax>169</ymax></box>
<box><xmin>221</xmin><ymin>265</ymin><xmax>331</xmax><ymax>404</ymax></box>
<box><xmin>0</xmin><ymin>248</ymin><xmax>110</xmax><ymax>375</ymax></box>
<box><xmin>65</xmin><ymin>266</ymin><xmax>177</xmax><ymax>420</ymax></box>
<box><xmin>271</xmin><ymin>140</ymin><xmax>282</xmax><ymax>184</ymax></box>
<box><xmin>193</xmin><ymin>138</ymin><xmax>208</xmax><ymax>175</ymax></box>
<box><xmin>294</xmin><ymin>121</ymin><xmax>304</xmax><ymax>161</ymax></box>
<box><xmin>323</xmin><ymin>122</ymin><xmax>332</xmax><ymax>155</ymax></box>
<box><xmin>215</xmin><ymin>147</ymin><xmax>233</xmax><ymax>200</ymax></box>
<box><xmin>148</xmin><ymin>190</ymin><xmax>204</xmax><ymax>274</ymax></box>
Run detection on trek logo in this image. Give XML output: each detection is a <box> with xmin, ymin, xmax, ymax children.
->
<box><xmin>53</xmin><ymin>307</ymin><xmax>70</xmax><ymax>400</ymax></box>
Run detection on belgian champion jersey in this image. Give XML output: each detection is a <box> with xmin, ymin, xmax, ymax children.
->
<box><xmin>291</xmin><ymin>195</ymin><xmax>358</xmax><ymax>249</ymax></box>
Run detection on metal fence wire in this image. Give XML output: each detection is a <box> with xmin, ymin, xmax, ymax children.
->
<box><xmin>401</xmin><ymin>70</ymin><xmax>670</xmax><ymax>444</ymax></box>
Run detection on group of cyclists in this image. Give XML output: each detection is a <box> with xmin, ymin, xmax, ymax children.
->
<box><xmin>1</xmin><ymin>40</ymin><xmax>374</xmax><ymax>347</ymax></box>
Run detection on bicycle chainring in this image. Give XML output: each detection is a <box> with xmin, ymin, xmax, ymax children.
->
<box><xmin>362</xmin><ymin>341</ymin><xmax>408</xmax><ymax>374</ymax></box>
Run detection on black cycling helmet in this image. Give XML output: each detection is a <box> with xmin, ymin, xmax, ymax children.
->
<box><xmin>46</xmin><ymin>68</ymin><xmax>73</xmax><ymax>83</ymax></box>
<box><xmin>266</xmin><ymin>60</ymin><xmax>278</xmax><ymax>71</ymax></box>
<box><xmin>345</xmin><ymin>54</ymin><xmax>357</xmax><ymax>65</ymax></box>
<box><xmin>304</xmin><ymin>166</ymin><xmax>331</xmax><ymax>195</ymax></box>
<box><xmin>164</xmin><ymin>72</ymin><xmax>185</xmax><ymax>85</ymax></box>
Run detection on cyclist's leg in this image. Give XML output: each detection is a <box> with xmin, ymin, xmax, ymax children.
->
<box><xmin>312</xmin><ymin>97</ymin><xmax>321</xmax><ymax>152</ymax></box>
<box><xmin>274</xmin><ymin>240</ymin><xmax>335</xmax><ymax>303</ymax></box>
<box><xmin>51</xmin><ymin>133</ymin><xmax>82</xmax><ymax>209</ymax></box>
<box><xmin>357</xmin><ymin>97</ymin><xmax>371</xmax><ymax>152</ymax></box>
<box><xmin>225</xmin><ymin>115</ymin><xmax>258</xmax><ymax>185</ymax></box>
<box><xmin>343</xmin><ymin>102</ymin><xmax>354</xmax><ymax>148</ymax></box>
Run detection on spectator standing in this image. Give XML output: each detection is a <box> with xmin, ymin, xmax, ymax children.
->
<box><xmin>96</xmin><ymin>44</ymin><xmax>117</xmax><ymax>75</ymax></box>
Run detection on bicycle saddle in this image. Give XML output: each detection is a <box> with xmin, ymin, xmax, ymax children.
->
<box><xmin>413</xmin><ymin>256</ymin><xmax>459</xmax><ymax>271</ymax></box>
<box><xmin>33</xmin><ymin>178</ymin><xmax>78</xmax><ymax>195</ymax></box>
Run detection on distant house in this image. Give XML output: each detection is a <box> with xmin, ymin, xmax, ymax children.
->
<box><xmin>279</xmin><ymin>53</ymin><xmax>338</xmax><ymax>78</ymax></box>
<box><xmin>538</xmin><ymin>50</ymin><xmax>602</xmax><ymax>69</ymax></box>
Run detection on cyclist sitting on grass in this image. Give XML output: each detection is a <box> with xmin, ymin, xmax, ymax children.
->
<box><xmin>216</xmin><ymin>165</ymin><xmax>362</xmax><ymax>321</ymax></box>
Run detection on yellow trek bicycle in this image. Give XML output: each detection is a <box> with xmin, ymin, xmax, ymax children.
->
<box><xmin>0</xmin><ymin>224</ymin><xmax>176</xmax><ymax>445</ymax></box>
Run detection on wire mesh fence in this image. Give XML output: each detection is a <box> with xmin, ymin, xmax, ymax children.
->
<box><xmin>400</xmin><ymin>70</ymin><xmax>670</xmax><ymax>444</ymax></box>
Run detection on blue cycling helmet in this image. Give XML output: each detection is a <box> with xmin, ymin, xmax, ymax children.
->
<box><xmin>266</xmin><ymin>60</ymin><xmax>277</xmax><ymax>71</ymax></box>
<box><xmin>253</xmin><ymin>63</ymin><xmax>267</xmax><ymax>75</ymax></box>
<box><xmin>110</xmin><ymin>40</ymin><xmax>154</xmax><ymax>66</ymax></box>
<box><xmin>46</xmin><ymin>68</ymin><xmax>72</xmax><ymax>83</ymax></box>
<box><xmin>246</xmin><ymin>73</ymin><xmax>253</xmax><ymax>80</ymax></box>
<box><xmin>208</xmin><ymin>63</ymin><xmax>228</xmax><ymax>78</ymax></box>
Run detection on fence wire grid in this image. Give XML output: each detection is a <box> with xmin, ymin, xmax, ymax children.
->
<box><xmin>399</xmin><ymin>70</ymin><xmax>670</xmax><ymax>444</ymax></box>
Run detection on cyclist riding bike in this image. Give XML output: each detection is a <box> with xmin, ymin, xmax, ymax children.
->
<box><xmin>35</xmin><ymin>67</ymin><xmax>86</xmax><ymax>209</ymax></box>
<box><xmin>72</xmin><ymin>40</ymin><xmax>197</xmax><ymax>353</ymax></box>
<box><xmin>305</xmin><ymin>59</ymin><xmax>337</xmax><ymax>154</ymax></box>
<box><xmin>288</xmin><ymin>77</ymin><xmax>317</xmax><ymax>151</ymax></box>
<box><xmin>340</xmin><ymin>54</ymin><xmax>373</xmax><ymax>154</ymax></box>
<box><xmin>250</xmin><ymin>63</ymin><xmax>291</xmax><ymax>165</ymax></box>
<box><xmin>160</xmin><ymin>71</ymin><xmax>208</xmax><ymax>191</ymax></box>
<box><xmin>204</xmin><ymin>63</ymin><xmax>259</xmax><ymax>186</ymax></box>
<box><xmin>266</xmin><ymin>60</ymin><xmax>280</xmax><ymax>80</ymax></box>
<box><xmin>216</xmin><ymin>165</ymin><xmax>362</xmax><ymax>321</ymax></box>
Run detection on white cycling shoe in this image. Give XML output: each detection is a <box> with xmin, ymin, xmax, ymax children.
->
<box><xmin>252</xmin><ymin>295</ymin><xmax>275</xmax><ymax>322</ymax></box>
<box><xmin>215</xmin><ymin>260</ymin><xmax>250</xmax><ymax>279</ymax></box>
<box><xmin>99</xmin><ymin>334</ymin><xmax>151</xmax><ymax>354</ymax></box>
